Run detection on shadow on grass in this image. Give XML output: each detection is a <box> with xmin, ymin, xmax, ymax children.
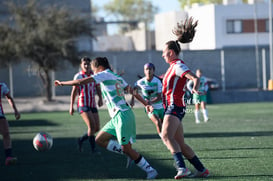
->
<box><xmin>9</xmin><ymin>119</ymin><xmax>59</xmax><ymax>127</ymax></box>
<box><xmin>136</xmin><ymin>131</ymin><xmax>273</xmax><ymax>140</ymax></box>
<box><xmin>0</xmin><ymin>137</ymin><xmax>175</xmax><ymax>181</ymax></box>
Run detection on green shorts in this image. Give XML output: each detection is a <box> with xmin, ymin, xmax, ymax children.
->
<box><xmin>193</xmin><ymin>94</ymin><xmax>207</xmax><ymax>104</ymax></box>
<box><xmin>101</xmin><ymin>109</ymin><xmax>136</xmax><ymax>145</ymax></box>
<box><xmin>147</xmin><ymin>108</ymin><xmax>164</xmax><ymax>120</ymax></box>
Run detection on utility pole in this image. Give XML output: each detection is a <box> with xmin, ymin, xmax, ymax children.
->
<box><xmin>269</xmin><ymin>0</ymin><xmax>273</xmax><ymax>90</ymax></box>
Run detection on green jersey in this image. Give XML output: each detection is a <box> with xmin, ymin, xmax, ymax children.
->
<box><xmin>134</xmin><ymin>76</ymin><xmax>163</xmax><ymax>109</ymax></box>
<box><xmin>92</xmin><ymin>69</ymin><xmax>130</xmax><ymax>118</ymax></box>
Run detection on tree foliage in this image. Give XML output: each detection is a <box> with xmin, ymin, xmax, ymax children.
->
<box><xmin>0</xmin><ymin>0</ymin><xmax>94</xmax><ymax>101</ymax></box>
<box><xmin>178</xmin><ymin>0</ymin><xmax>253</xmax><ymax>9</ymax></box>
<box><xmin>178</xmin><ymin>0</ymin><xmax>224</xmax><ymax>8</ymax></box>
<box><xmin>103</xmin><ymin>0</ymin><xmax>158</xmax><ymax>33</ymax></box>
<box><xmin>0</xmin><ymin>25</ymin><xmax>19</xmax><ymax>67</ymax></box>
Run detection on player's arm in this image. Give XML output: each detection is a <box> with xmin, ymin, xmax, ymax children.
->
<box><xmin>6</xmin><ymin>93</ymin><xmax>20</xmax><ymax>120</ymax></box>
<box><xmin>129</xmin><ymin>87</ymin><xmax>136</xmax><ymax>107</ymax></box>
<box><xmin>96</xmin><ymin>84</ymin><xmax>103</xmax><ymax>107</ymax></box>
<box><xmin>55</xmin><ymin>76</ymin><xmax>94</xmax><ymax>86</ymax></box>
<box><xmin>149</xmin><ymin>93</ymin><xmax>162</xmax><ymax>104</ymax></box>
<box><xmin>185</xmin><ymin>71</ymin><xmax>200</xmax><ymax>95</ymax></box>
<box><xmin>69</xmin><ymin>86</ymin><xmax>78</xmax><ymax>115</ymax></box>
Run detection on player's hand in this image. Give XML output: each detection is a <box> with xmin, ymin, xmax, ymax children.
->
<box><xmin>98</xmin><ymin>98</ymin><xmax>103</xmax><ymax>107</ymax></box>
<box><xmin>69</xmin><ymin>107</ymin><xmax>74</xmax><ymax>115</ymax></box>
<box><xmin>191</xmin><ymin>89</ymin><xmax>203</xmax><ymax>95</ymax></box>
<box><xmin>54</xmin><ymin>80</ymin><xmax>62</xmax><ymax>86</ymax></box>
<box><xmin>15</xmin><ymin>112</ymin><xmax>20</xmax><ymax>120</ymax></box>
<box><xmin>145</xmin><ymin>105</ymin><xmax>154</xmax><ymax>113</ymax></box>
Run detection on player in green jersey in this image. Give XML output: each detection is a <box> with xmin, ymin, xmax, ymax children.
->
<box><xmin>130</xmin><ymin>63</ymin><xmax>164</xmax><ymax>136</ymax></box>
<box><xmin>54</xmin><ymin>57</ymin><xmax>158</xmax><ymax>179</ymax></box>
<box><xmin>187</xmin><ymin>69</ymin><xmax>209</xmax><ymax>123</ymax></box>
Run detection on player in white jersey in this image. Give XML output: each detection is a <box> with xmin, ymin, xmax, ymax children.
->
<box><xmin>130</xmin><ymin>63</ymin><xmax>164</xmax><ymax>136</ymax></box>
<box><xmin>54</xmin><ymin>57</ymin><xmax>158</xmax><ymax>179</ymax></box>
<box><xmin>70</xmin><ymin>57</ymin><xmax>103</xmax><ymax>153</ymax></box>
<box><xmin>187</xmin><ymin>69</ymin><xmax>209</xmax><ymax>123</ymax></box>
<box><xmin>0</xmin><ymin>83</ymin><xmax>20</xmax><ymax>165</ymax></box>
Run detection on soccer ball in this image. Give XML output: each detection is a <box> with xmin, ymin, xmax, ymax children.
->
<box><xmin>33</xmin><ymin>132</ymin><xmax>53</xmax><ymax>152</ymax></box>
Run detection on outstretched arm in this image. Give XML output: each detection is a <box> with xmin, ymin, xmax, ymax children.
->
<box><xmin>55</xmin><ymin>76</ymin><xmax>94</xmax><ymax>86</ymax></box>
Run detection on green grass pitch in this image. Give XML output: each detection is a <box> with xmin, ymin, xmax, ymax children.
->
<box><xmin>1</xmin><ymin>102</ymin><xmax>273</xmax><ymax>181</ymax></box>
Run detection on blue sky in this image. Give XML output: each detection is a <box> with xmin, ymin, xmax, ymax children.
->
<box><xmin>94</xmin><ymin>0</ymin><xmax>181</xmax><ymax>17</ymax></box>
<box><xmin>93</xmin><ymin>0</ymin><xmax>181</xmax><ymax>34</ymax></box>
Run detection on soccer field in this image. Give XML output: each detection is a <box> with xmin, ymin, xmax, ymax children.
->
<box><xmin>1</xmin><ymin>102</ymin><xmax>273</xmax><ymax>181</ymax></box>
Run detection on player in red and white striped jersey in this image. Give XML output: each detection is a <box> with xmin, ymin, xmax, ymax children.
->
<box><xmin>70</xmin><ymin>57</ymin><xmax>103</xmax><ymax>153</ymax></box>
<box><xmin>0</xmin><ymin>82</ymin><xmax>20</xmax><ymax>165</ymax></box>
<box><xmin>159</xmin><ymin>17</ymin><xmax>210</xmax><ymax>179</ymax></box>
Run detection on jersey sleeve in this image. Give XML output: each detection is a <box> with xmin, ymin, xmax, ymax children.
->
<box><xmin>156</xmin><ymin>78</ymin><xmax>162</xmax><ymax>93</ymax></box>
<box><xmin>175</xmin><ymin>62</ymin><xmax>190</xmax><ymax>78</ymax></box>
<box><xmin>1</xmin><ymin>83</ymin><xmax>10</xmax><ymax>96</ymax></box>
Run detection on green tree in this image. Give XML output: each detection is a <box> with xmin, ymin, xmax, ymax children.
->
<box><xmin>178</xmin><ymin>0</ymin><xmax>223</xmax><ymax>8</ymax></box>
<box><xmin>0</xmin><ymin>25</ymin><xmax>20</xmax><ymax>67</ymax></box>
<box><xmin>2</xmin><ymin>0</ymin><xmax>94</xmax><ymax>101</ymax></box>
<box><xmin>103</xmin><ymin>0</ymin><xmax>158</xmax><ymax>33</ymax></box>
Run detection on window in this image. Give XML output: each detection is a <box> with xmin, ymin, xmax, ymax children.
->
<box><xmin>227</xmin><ymin>18</ymin><xmax>270</xmax><ymax>34</ymax></box>
<box><xmin>227</xmin><ymin>20</ymin><xmax>242</xmax><ymax>33</ymax></box>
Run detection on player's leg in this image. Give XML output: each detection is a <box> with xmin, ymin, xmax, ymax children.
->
<box><xmin>201</xmin><ymin>100</ymin><xmax>209</xmax><ymax>122</ymax></box>
<box><xmin>161</xmin><ymin>115</ymin><xmax>191</xmax><ymax>178</ymax></box>
<box><xmin>80</xmin><ymin>110</ymin><xmax>96</xmax><ymax>152</ymax></box>
<box><xmin>174</xmin><ymin>123</ymin><xmax>209</xmax><ymax>178</ymax></box>
<box><xmin>92</xmin><ymin>111</ymin><xmax>100</xmax><ymax>133</ymax></box>
<box><xmin>148</xmin><ymin>113</ymin><xmax>162</xmax><ymax>136</ymax></box>
<box><xmin>122</xmin><ymin>143</ymin><xmax>158</xmax><ymax>179</ymax></box>
<box><xmin>193</xmin><ymin>95</ymin><xmax>201</xmax><ymax>124</ymax></box>
<box><xmin>96</xmin><ymin>120</ymin><xmax>124</xmax><ymax>155</ymax></box>
<box><xmin>0</xmin><ymin>118</ymin><xmax>17</xmax><ymax>165</ymax></box>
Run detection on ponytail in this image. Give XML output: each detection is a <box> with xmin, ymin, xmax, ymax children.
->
<box><xmin>172</xmin><ymin>17</ymin><xmax>198</xmax><ymax>44</ymax></box>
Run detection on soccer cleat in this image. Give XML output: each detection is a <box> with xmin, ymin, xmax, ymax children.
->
<box><xmin>174</xmin><ymin>168</ymin><xmax>191</xmax><ymax>179</ymax></box>
<box><xmin>189</xmin><ymin>168</ymin><xmax>210</xmax><ymax>178</ymax></box>
<box><xmin>204</xmin><ymin>118</ymin><xmax>209</xmax><ymax>123</ymax></box>
<box><xmin>5</xmin><ymin>157</ymin><xmax>17</xmax><ymax>166</ymax></box>
<box><xmin>146</xmin><ymin>169</ymin><xmax>158</xmax><ymax>179</ymax></box>
<box><xmin>77</xmin><ymin>138</ymin><xmax>83</xmax><ymax>152</ymax></box>
<box><xmin>126</xmin><ymin>156</ymin><xmax>133</xmax><ymax>168</ymax></box>
<box><xmin>195</xmin><ymin>120</ymin><xmax>200</xmax><ymax>124</ymax></box>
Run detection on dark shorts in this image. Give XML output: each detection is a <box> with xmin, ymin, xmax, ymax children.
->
<box><xmin>78</xmin><ymin>106</ymin><xmax>98</xmax><ymax>114</ymax></box>
<box><xmin>164</xmin><ymin>104</ymin><xmax>186</xmax><ymax>121</ymax></box>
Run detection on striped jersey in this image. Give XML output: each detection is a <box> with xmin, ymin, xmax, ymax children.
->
<box><xmin>134</xmin><ymin>76</ymin><xmax>163</xmax><ymax>109</ymax></box>
<box><xmin>162</xmin><ymin>59</ymin><xmax>190</xmax><ymax>108</ymax></box>
<box><xmin>73</xmin><ymin>71</ymin><xmax>97</xmax><ymax>108</ymax></box>
<box><xmin>0</xmin><ymin>83</ymin><xmax>9</xmax><ymax>116</ymax></box>
<box><xmin>92</xmin><ymin>69</ymin><xmax>130</xmax><ymax>118</ymax></box>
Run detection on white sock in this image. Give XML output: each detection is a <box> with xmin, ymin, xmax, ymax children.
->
<box><xmin>202</xmin><ymin>109</ymin><xmax>208</xmax><ymax>120</ymax></box>
<box><xmin>106</xmin><ymin>140</ymin><xmax>123</xmax><ymax>155</ymax></box>
<box><xmin>136</xmin><ymin>156</ymin><xmax>154</xmax><ymax>173</ymax></box>
<box><xmin>194</xmin><ymin>110</ymin><xmax>199</xmax><ymax>121</ymax></box>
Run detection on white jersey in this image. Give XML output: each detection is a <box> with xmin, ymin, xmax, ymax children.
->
<box><xmin>0</xmin><ymin>83</ymin><xmax>9</xmax><ymax>116</ymax></box>
<box><xmin>134</xmin><ymin>76</ymin><xmax>163</xmax><ymax>109</ymax></box>
<box><xmin>92</xmin><ymin>69</ymin><xmax>130</xmax><ymax>118</ymax></box>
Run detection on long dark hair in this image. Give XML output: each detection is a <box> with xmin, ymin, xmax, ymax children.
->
<box><xmin>166</xmin><ymin>17</ymin><xmax>198</xmax><ymax>55</ymax></box>
<box><xmin>91</xmin><ymin>57</ymin><xmax>112</xmax><ymax>70</ymax></box>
